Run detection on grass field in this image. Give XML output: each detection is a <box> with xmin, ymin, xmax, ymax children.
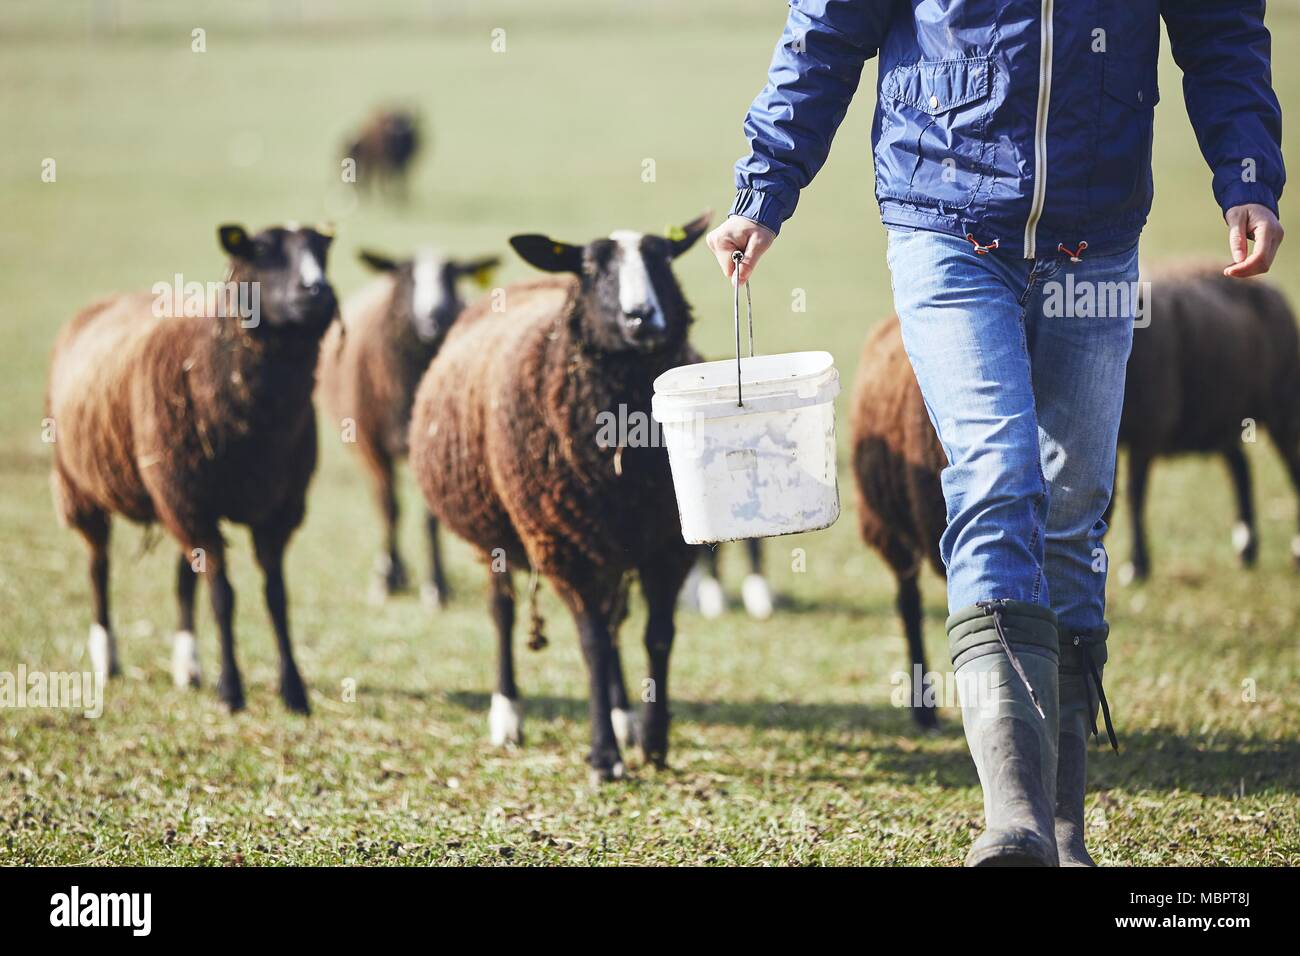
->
<box><xmin>2</xmin><ymin>0</ymin><xmax>1298</xmax><ymax>866</ymax></box>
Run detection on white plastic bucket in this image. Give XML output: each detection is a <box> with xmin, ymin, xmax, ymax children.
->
<box><xmin>652</xmin><ymin>351</ymin><xmax>841</xmax><ymax>544</ymax></box>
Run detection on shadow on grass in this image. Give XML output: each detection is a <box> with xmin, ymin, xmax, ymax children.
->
<box><xmin>441</xmin><ymin>689</ymin><xmax>1300</xmax><ymax>797</ymax></box>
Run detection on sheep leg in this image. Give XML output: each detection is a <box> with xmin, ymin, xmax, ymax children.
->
<box><xmin>488</xmin><ymin>571</ymin><xmax>523</xmax><ymax>746</ymax></box>
<box><xmin>638</xmin><ymin>557</ymin><xmax>691</xmax><ymax>768</ymax></box>
<box><xmin>606</xmin><ymin>641</ymin><xmax>638</xmax><ymax>750</ymax></box>
<box><xmin>252</xmin><ymin>524</ymin><xmax>309</xmax><ymax>715</ymax></box>
<box><xmin>1124</xmin><ymin>451</ymin><xmax>1153</xmax><ymax>583</ymax></box>
<box><xmin>1223</xmin><ymin>445</ymin><xmax>1258</xmax><ymax>567</ymax></box>
<box><xmin>422</xmin><ymin>510</ymin><xmax>451</xmax><ymax>609</ymax></box>
<box><xmin>685</xmin><ymin>545</ymin><xmax>726</xmax><ymax>619</ymax></box>
<box><xmin>740</xmin><ymin>538</ymin><xmax>774</xmax><ymax>620</ymax></box>
<box><xmin>171</xmin><ymin>553</ymin><xmax>202</xmax><ymax>688</ymax></box>
<box><xmin>1270</xmin><ymin>428</ymin><xmax>1300</xmax><ymax>566</ymax></box>
<box><xmin>369</xmin><ymin>454</ymin><xmax>408</xmax><ymax>600</ymax></box>
<box><xmin>569</xmin><ymin>599</ymin><xmax>624</xmax><ymax>783</ymax></box>
<box><xmin>76</xmin><ymin>509</ymin><xmax>118</xmax><ymax>680</ymax></box>
<box><xmin>897</xmin><ymin>572</ymin><xmax>938</xmax><ymax>729</ymax></box>
<box><xmin>601</xmin><ymin>578</ymin><xmax>637</xmax><ymax>748</ymax></box>
<box><xmin>199</xmin><ymin>539</ymin><xmax>244</xmax><ymax>712</ymax></box>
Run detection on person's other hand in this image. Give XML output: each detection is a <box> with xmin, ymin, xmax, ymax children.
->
<box><xmin>706</xmin><ymin>215</ymin><xmax>776</xmax><ymax>286</ymax></box>
<box><xmin>1224</xmin><ymin>203</ymin><xmax>1284</xmax><ymax>278</ymax></box>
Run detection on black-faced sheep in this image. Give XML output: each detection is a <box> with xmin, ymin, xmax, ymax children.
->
<box><xmin>408</xmin><ymin>213</ymin><xmax>711</xmax><ymax>782</ymax></box>
<box><xmin>342</xmin><ymin>109</ymin><xmax>421</xmax><ymax>203</ymax></box>
<box><xmin>1118</xmin><ymin>266</ymin><xmax>1300</xmax><ymax>580</ymax></box>
<box><xmin>850</xmin><ymin>315</ymin><xmax>947</xmax><ymax>729</ymax></box>
<box><xmin>46</xmin><ymin>223</ymin><xmax>338</xmax><ymax>713</ymax></box>
<box><xmin>317</xmin><ymin>247</ymin><xmax>498</xmax><ymax>605</ymax></box>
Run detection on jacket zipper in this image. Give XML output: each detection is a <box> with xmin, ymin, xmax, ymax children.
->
<box><xmin>1023</xmin><ymin>0</ymin><xmax>1055</xmax><ymax>258</ymax></box>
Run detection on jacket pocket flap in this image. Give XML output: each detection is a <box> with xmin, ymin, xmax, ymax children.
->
<box><xmin>881</xmin><ymin>57</ymin><xmax>992</xmax><ymax>115</ymax></box>
<box><xmin>1102</xmin><ymin>60</ymin><xmax>1159</xmax><ymax>110</ymax></box>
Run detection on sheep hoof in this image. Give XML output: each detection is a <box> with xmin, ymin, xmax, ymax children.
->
<box><xmin>911</xmin><ymin>703</ymin><xmax>940</xmax><ymax>731</ymax></box>
<box><xmin>489</xmin><ymin>692</ymin><xmax>524</xmax><ymax>747</ymax></box>
<box><xmin>420</xmin><ymin>582</ymin><xmax>448</xmax><ymax>611</ymax></box>
<box><xmin>280</xmin><ymin>675</ymin><xmax>311</xmax><ymax>715</ymax></box>
<box><xmin>588</xmin><ymin>761</ymin><xmax>626</xmax><ymax>786</ymax></box>
<box><xmin>741</xmin><ymin>573</ymin><xmax>774</xmax><ymax>620</ymax></box>
<box><xmin>611</xmin><ymin>707</ymin><xmax>639</xmax><ymax>749</ymax></box>
<box><xmin>1233</xmin><ymin>522</ymin><xmax>1258</xmax><ymax>567</ymax></box>
<box><xmin>217</xmin><ymin>673</ymin><xmax>246</xmax><ymax>713</ymax></box>
<box><xmin>369</xmin><ymin>554</ymin><xmax>409</xmax><ymax>603</ymax></box>
<box><xmin>170</xmin><ymin>630</ymin><xmax>201</xmax><ymax>689</ymax></box>
<box><xmin>695</xmin><ymin>576</ymin><xmax>726</xmax><ymax>619</ymax></box>
<box><xmin>1117</xmin><ymin>561</ymin><xmax>1146</xmax><ymax>586</ymax></box>
<box><xmin>87</xmin><ymin>624</ymin><xmax>119</xmax><ymax>680</ymax></box>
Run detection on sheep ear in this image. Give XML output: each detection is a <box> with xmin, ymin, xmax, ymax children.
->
<box><xmin>509</xmin><ymin>235</ymin><xmax>584</xmax><ymax>274</ymax></box>
<box><xmin>218</xmin><ymin>224</ymin><xmax>253</xmax><ymax>260</ymax></box>
<box><xmin>358</xmin><ymin>250</ymin><xmax>399</xmax><ymax>273</ymax></box>
<box><xmin>455</xmin><ymin>256</ymin><xmax>501</xmax><ymax>290</ymax></box>
<box><xmin>667</xmin><ymin>210</ymin><xmax>712</xmax><ymax>258</ymax></box>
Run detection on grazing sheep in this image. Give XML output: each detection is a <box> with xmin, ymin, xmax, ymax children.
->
<box><xmin>318</xmin><ymin>246</ymin><xmax>499</xmax><ymax>606</ymax></box>
<box><xmin>682</xmin><ymin>540</ymin><xmax>774</xmax><ymax>620</ymax></box>
<box><xmin>46</xmin><ymin>223</ymin><xmax>338</xmax><ymax>713</ymax></box>
<box><xmin>850</xmin><ymin>315</ymin><xmax>947</xmax><ymax>729</ymax></box>
<box><xmin>409</xmin><ymin>213</ymin><xmax>711</xmax><ymax>781</ymax></box>
<box><xmin>1118</xmin><ymin>267</ymin><xmax>1300</xmax><ymax>580</ymax></box>
<box><xmin>342</xmin><ymin>109</ymin><xmax>421</xmax><ymax>203</ymax></box>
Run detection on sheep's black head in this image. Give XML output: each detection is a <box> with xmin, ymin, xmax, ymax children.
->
<box><xmin>218</xmin><ymin>223</ymin><xmax>338</xmax><ymax>337</ymax></box>
<box><xmin>509</xmin><ymin>211</ymin><xmax>710</xmax><ymax>354</ymax></box>
<box><xmin>359</xmin><ymin>248</ymin><xmax>499</xmax><ymax>347</ymax></box>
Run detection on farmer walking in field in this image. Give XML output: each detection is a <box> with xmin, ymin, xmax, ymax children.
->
<box><xmin>709</xmin><ymin>1</ymin><xmax>1284</xmax><ymax>866</ymax></box>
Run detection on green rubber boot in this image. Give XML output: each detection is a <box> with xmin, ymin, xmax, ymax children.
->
<box><xmin>1056</xmin><ymin>626</ymin><xmax>1117</xmax><ymax>867</ymax></box>
<box><xmin>949</xmin><ymin>599</ymin><xmax>1060</xmax><ymax>867</ymax></box>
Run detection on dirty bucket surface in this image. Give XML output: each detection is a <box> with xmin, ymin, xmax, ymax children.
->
<box><xmin>652</xmin><ymin>351</ymin><xmax>840</xmax><ymax>544</ymax></box>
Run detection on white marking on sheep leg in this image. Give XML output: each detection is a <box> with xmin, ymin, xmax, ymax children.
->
<box><xmin>611</xmin><ymin>707</ymin><xmax>639</xmax><ymax>749</ymax></box>
<box><xmin>87</xmin><ymin>624</ymin><xmax>116</xmax><ymax>680</ymax></box>
<box><xmin>1232</xmin><ymin>521</ymin><xmax>1255</xmax><ymax>556</ymax></box>
<box><xmin>610</xmin><ymin>231</ymin><xmax>664</xmax><ymax>331</ymax></box>
<box><xmin>489</xmin><ymin>692</ymin><xmax>524</xmax><ymax>747</ymax></box>
<box><xmin>741</xmin><ymin>573</ymin><xmax>774</xmax><ymax>620</ymax></box>
<box><xmin>171</xmin><ymin>630</ymin><xmax>201</xmax><ymax>688</ymax></box>
<box><xmin>696</xmin><ymin>575</ymin><xmax>726</xmax><ymax>619</ymax></box>
<box><xmin>1291</xmin><ymin>535</ymin><xmax>1300</xmax><ymax>563</ymax></box>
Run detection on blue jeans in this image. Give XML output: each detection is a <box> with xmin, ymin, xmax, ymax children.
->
<box><xmin>885</xmin><ymin>228</ymin><xmax>1139</xmax><ymax>636</ymax></box>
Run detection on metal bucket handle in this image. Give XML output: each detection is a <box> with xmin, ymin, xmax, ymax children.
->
<box><xmin>731</xmin><ymin>249</ymin><xmax>755</xmax><ymax>407</ymax></box>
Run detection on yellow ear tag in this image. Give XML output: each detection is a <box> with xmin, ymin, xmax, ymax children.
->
<box><xmin>665</xmin><ymin>225</ymin><xmax>687</xmax><ymax>242</ymax></box>
<box><xmin>224</xmin><ymin>228</ymin><xmax>243</xmax><ymax>246</ymax></box>
<box><xmin>552</xmin><ymin>244</ymin><xmax>566</xmax><ymax>255</ymax></box>
<box><xmin>472</xmin><ymin>265</ymin><xmax>498</xmax><ymax>290</ymax></box>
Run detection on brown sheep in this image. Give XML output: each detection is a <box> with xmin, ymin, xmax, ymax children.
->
<box><xmin>851</xmin><ymin>270</ymin><xmax>1300</xmax><ymax>730</ymax></box>
<box><xmin>1118</xmin><ymin>267</ymin><xmax>1300</xmax><ymax>580</ymax></box>
<box><xmin>46</xmin><ymin>223</ymin><xmax>339</xmax><ymax>713</ymax></box>
<box><xmin>342</xmin><ymin>109</ymin><xmax>421</xmax><ymax>203</ymax></box>
<box><xmin>850</xmin><ymin>315</ymin><xmax>947</xmax><ymax>729</ymax></box>
<box><xmin>317</xmin><ymin>247</ymin><xmax>498</xmax><ymax>606</ymax></box>
<box><xmin>409</xmin><ymin>213</ymin><xmax>711</xmax><ymax>782</ymax></box>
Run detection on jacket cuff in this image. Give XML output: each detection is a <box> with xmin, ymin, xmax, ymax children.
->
<box><xmin>1217</xmin><ymin>180</ymin><xmax>1280</xmax><ymax>219</ymax></box>
<box><xmin>729</xmin><ymin>187</ymin><xmax>793</xmax><ymax>235</ymax></box>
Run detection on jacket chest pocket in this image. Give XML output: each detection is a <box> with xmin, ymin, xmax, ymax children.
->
<box><xmin>1087</xmin><ymin>57</ymin><xmax>1159</xmax><ymax>217</ymax></box>
<box><xmin>875</xmin><ymin>55</ymin><xmax>995</xmax><ymax>211</ymax></box>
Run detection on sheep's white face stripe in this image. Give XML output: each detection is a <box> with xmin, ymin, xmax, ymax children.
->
<box><xmin>412</xmin><ymin>251</ymin><xmax>439</xmax><ymax>322</ymax></box>
<box><xmin>298</xmin><ymin>250</ymin><xmax>324</xmax><ymax>287</ymax></box>
<box><xmin>610</xmin><ymin>230</ymin><xmax>664</xmax><ymax>329</ymax></box>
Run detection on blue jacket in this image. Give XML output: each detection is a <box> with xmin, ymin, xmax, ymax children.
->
<box><xmin>732</xmin><ymin>0</ymin><xmax>1284</xmax><ymax>258</ymax></box>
